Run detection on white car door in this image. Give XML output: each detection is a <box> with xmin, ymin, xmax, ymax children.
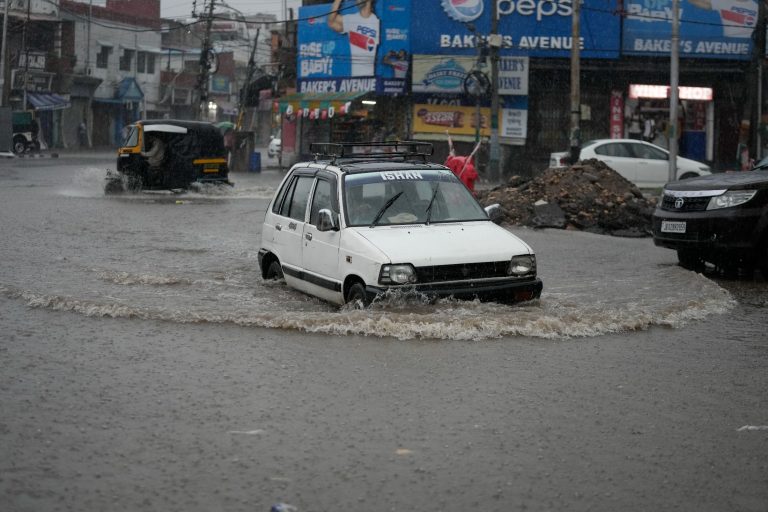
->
<box><xmin>630</xmin><ymin>141</ymin><xmax>670</xmax><ymax>188</ymax></box>
<box><xmin>591</xmin><ymin>142</ymin><xmax>637</xmax><ymax>183</ymax></box>
<box><xmin>301</xmin><ymin>175</ymin><xmax>343</xmax><ymax>303</ymax></box>
<box><xmin>271</xmin><ymin>173</ymin><xmax>314</xmax><ymax>287</ymax></box>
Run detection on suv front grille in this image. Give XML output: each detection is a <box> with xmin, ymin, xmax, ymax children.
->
<box><xmin>661</xmin><ymin>195</ymin><xmax>710</xmax><ymax>212</ymax></box>
<box><xmin>416</xmin><ymin>261</ymin><xmax>511</xmax><ymax>283</ymax></box>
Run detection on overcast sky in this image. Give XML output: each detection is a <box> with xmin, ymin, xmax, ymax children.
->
<box><xmin>161</xmin><ymin>0</ymin><xmax>303</xmax><ymax>20</ymax></box>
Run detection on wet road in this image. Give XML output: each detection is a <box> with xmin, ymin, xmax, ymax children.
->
<box><xmin>1</xmin><ymin>155</ymin><xmax>766</xmax><ymax>511</ymax></box>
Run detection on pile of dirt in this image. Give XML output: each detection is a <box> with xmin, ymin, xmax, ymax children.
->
<box><xmin>476</xmin><ymin>159</ymin><xmax>657</xmax><ymax>237</ymax></box>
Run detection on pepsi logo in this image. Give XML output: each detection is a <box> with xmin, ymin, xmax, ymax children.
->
<box><xmin>441</xmin><ymin>0</ymin><xmax>484</xmax><ymax>22</ymax></box>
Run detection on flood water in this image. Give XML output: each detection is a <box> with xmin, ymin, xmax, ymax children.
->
<box><xmin>0</xmin><ymin>159</ymin><xmax>762</xmax><ymax>341</ymax></box>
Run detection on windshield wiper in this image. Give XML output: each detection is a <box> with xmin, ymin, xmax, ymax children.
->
<box><xmin>370</xmin><ymin>191</ymin><xmax>403</xmax><ymax>227</ymax></box>
<box><xmin>424</xmin><ymin>180</ymin><xmax>441</xmax><ymax>225</ymax></box>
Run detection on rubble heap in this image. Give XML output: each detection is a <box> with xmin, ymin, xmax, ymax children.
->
<box><xmin>476</xmin><ymin>159</ymin><xmax>657</xmax><ymax>237</ymax></box>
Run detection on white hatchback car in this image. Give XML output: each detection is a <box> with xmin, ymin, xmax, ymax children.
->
<box><xmin>258</xmin><ymin>142</ymin><xmax>543</xmax><ymax>306</ymax></box>
<box><xmin>549</xmin><ymin>139</ymin><xmax>711</xmax><ymax>188</ymax></box>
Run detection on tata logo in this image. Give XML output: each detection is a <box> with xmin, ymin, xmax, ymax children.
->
<box><xmin>441</xmin><ymin>0</ymin><xmax>484</xmax><ymax>22</ymax></box>
<box><xmin>674</xmin><ymin>197</ymin><xmax>685</xmax><ymax>209</ymax></box>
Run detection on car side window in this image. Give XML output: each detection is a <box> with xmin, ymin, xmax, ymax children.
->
<box><xmin>272</xmin><ymin>175</ymin><xmax>295</xmax><ymax>214</ymax></box>
<box><xmin>594</xmin><ymin>143</ymin><xmax>631</xmax><ymax>158</ymax></box>
<box><xmin>632</xmin><ymin>143</ymin><xmax>667</xmax><ymax>160</ymax></box>
<box><xmin>287</xmin><ymin>176</ymin><xmax>314</xmax><ymax>222</ymax></box>
<box><xmin>309</xmin><ymin>179</ymin><xmax>334</xmax><ymax>226</ymax></box>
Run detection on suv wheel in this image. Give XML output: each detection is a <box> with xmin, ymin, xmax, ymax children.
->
<box><xmin>758</xmin><ymin>240</ymin><xmax>768</xmax><ymax>280</ymax></box>
<box><xmin>677</xmin><ymin>249</ymin><xmax>704</xmax><ymax>272</ymax></box>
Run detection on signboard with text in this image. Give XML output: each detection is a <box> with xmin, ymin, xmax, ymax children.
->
<box><xmin>410</xmin><ymin>0</ymin><xmax>620</xmax><ymax>59</ymax></box>
<box><xmin>622</xmin><ymin>0</ymin><xmax>757</xmax><ymax>59</ymax></box>
<box><xmin>297</xmin><ymin>0</ymin><xmax>411</xmax><ymax>95</ymax></box>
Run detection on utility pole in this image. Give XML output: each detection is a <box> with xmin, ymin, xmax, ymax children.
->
<box><xmin>0</xmin><ymin>0</ymin><xmax>10</xmax><ymax>106</ymax></box>
<box><xmin>488</xmin><ymin>1</ymin><xmax>501</xmax><ymax>184</ymax></box>
<box><xmin>196</xmin><ymin>0</ymin><xmax>216</xmax><ymax>121</ymax></box>
<box><xmin>569</xmin><ymin>0</ymin><xmax>581</xmax><ymax>164</ymax></box>
<box><xmin>668</xmin><ymin>0</ymin><xmax>679</xmax><ymax>182</ymax></box>
<box><xmin>752</xmin><ymin>0</ymin><xmax>766</xmax><ymax>160</ymax></box>
<box><xmin>237</xmin><ymin>27</ymin><xmax>259</xmax><ymax>130</ymax></box>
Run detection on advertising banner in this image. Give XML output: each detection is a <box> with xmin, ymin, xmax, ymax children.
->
<box><xmin>413</xmin><ymin>97</ymin><xmax>528</xmax><ymax>141</ymax></box>
<box><xmin>410</xmin><ymin>0</ymin><xmax>620</xmax><ymax>59</ymax></box>
<box><xmin>609</xmin><ymin>90</ymin><xmax>624</xmax><ymax>139</ymax></box>
<box><xmin>413</xmin><ymin>55</ymin><xmax>529</xmax><ymax>95</ymax></box>
<box><xmin>622</xmin><ymin>0</ymin><xmax>757</xmax><ymax>59</ymax></box>
<box><xmin>297</xmin><ymin>0</ymin><xmax>411</xmax><ymax>95</ymax></box>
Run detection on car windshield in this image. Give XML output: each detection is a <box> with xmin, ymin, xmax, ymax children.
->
<box><xmin>343</xmin><ymin>169</ymin><xmax>487</xmax><ymax>226</ymax></box>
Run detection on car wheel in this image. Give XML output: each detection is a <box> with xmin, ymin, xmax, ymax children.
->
<box><xmin>679</xmin><ymin>172</ymin><xmax>698</xmax><ymax>180</ymax></box>
<box><xmin>677</xmin><ymin>249</ymin><xmax>704</xmax><ymax>271</ymax></box>
<box><xmin>12</xmin><ymin>136</ymin><xmax>27</xmax><ymax>155</ymax></box>
<box><xmin>265</xmin><ymin>260</ymin><xmax>283</xmax><ymax>280</ymax></box>
<box><xmin>345</xmin><ymin>281</ymin><xmax>370</xmax><ymax>308</ymax></box>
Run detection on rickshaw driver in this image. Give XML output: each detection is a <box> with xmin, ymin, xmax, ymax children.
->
<box><xmin>141</xmin><ymin>134</ymin><xmax>166</xmax><ymax>170</ymax></box>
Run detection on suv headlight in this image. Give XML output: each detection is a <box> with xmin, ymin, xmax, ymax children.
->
<box><xmin>707</xmin><ymin>190</ymin><xmax>756</xmax><ymax>210</ymax></box>
<box><xmin>508</xmin><ymin>254</ymin><xmax>536</xmax><ymax>276</ymax></box>
<box><xmin>379</xmin><ymin>264</ymin><xmax>417</xmax><ymax>285</ymax></box>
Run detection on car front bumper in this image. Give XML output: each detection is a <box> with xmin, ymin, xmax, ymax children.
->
<box><xmin>652</xmin><ymin>206</ymin><xmax>765</xmax><ymax>253</ymax></box>
<box><xmin>365</xmin><ymin>277</ymin><xmax>543</xmax><ymax>304</ymax></box>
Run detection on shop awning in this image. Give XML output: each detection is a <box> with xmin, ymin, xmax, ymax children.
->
<box><xmin>278</xmin><ymin>91</ymin><xmax>369</xmax><ymax>119</ymax></box>
<box><xmin>27</xmin><ymin>92</ymin><xmax>71</xmax><ymax>111</ymax></box>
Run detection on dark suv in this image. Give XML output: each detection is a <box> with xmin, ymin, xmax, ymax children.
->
<box><xmin>652</xmin><ymin>166</ymin><xmax>768</xmax><ymax>277</ymax></box>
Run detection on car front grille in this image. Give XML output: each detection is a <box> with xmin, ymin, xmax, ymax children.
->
<box><xmin>661</xmin><ymin>195</ymin><xmax>710</xmax><ymax>212</ymax></box>
<box><xmin>415</xmin><ymin>261</ymin><xmax>512</xmax><ymax>283</ymax></box>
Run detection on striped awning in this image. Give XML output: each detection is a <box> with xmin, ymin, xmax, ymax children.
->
<box><xmin>27</xmin><ymin>92</ymin><xmax>70</xmax><ymax>111</ymax></box>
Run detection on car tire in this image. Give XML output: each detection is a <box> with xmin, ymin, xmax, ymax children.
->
<box><xmin>265</xmin><ymin>260</ymin><xmax>283</xmax><ymax>280</ymax></box>
<box><xmin>679</xmin><ymin>172</ymin><xmax>698</xmax><ymax>180</ymax></box>
<box><xmin>345</xmin><ymin>281</ymin><xmax>370</xmax><ymax>308</ymax></box>
<box><xmin>677</xmin><ymin>249</ymin><xmax>704</xmax><ymax>271</ymax></box>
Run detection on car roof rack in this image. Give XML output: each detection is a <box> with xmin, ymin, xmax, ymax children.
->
<box><xmin>310</xmin><ymin>141</ymin><xmax>434</xmax><ymax>164</ymax></box>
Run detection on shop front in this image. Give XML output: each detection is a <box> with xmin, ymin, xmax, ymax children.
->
<box><xmin>276</xmin><ymin>91</ymin><xmax>374</xmax><ymax>165</ymax></box>
<box><xmin>622</xmin><ymin>84</ymin><xmax>714</xmax><ymax>162</ymax></box>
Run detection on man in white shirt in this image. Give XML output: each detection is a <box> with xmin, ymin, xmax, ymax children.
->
<box><xmin>328</xmin><ymin>0</ymin><xmax>380</xmax><ymax>77</ymax></box>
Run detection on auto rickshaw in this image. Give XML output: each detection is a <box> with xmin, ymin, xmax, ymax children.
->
<box><xmin>105</xmin><ymin>119</ymin><xmax>232</xmax><ymax>193</ymax></box>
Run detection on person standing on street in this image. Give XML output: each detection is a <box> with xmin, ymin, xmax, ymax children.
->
<box><xmin>78</xmin><ymin>120</ymin><xmax>89</xmax><ymax>149</ymax></box>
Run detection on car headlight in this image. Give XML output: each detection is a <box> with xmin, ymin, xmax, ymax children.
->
<box><xmin>508</xmin><ymin>254</ymin><xmax>536</xmax><ymax>276</ymax></box>
<box><xmin>379</xmin><ymin>264</ymin><xmax>417</xmax><ymax>285</ymax></box>
<box><xmin>706</xmin><ymin>190</ymin><xmax>756</xmax><ymax>210</ymax></box>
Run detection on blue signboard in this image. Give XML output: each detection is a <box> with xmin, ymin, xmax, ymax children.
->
<box><xmin>297</xmin><ymin>0</ymin><xmax>411</xmax><ymax>95</ymax></box>
<box><xmin>410</xmin><ymin>0</ymin><xmax>620</xmax><ymax>59</ymax></box>
<box><xmin>622</xmin><ymin>0</ymin><xmax>756</xmax><ymax>59</ymax></box>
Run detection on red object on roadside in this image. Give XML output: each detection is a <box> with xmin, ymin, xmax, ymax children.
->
<box><xmin>445</xmin><ymin>155</ymin><xmax>478</xmax><ymax>192</ymax></box>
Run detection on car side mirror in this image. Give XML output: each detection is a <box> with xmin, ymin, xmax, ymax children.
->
<box><xmin>316</xmin><ymin>209</ymin><xmax>339</xmax><ymax>232</ymax></box>
<box><xmin>485</xmin><ymin>203</ymin><xmax>503</xmax><ymax>224</ymax></box>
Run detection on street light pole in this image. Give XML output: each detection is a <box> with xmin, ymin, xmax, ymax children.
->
<box><xmin>569</xmin><ymin>0</ymin><xmax>581</xmax><ymax>164</ymax></box>
<box><xmin>668</xmin><ymin>0</ymin><xmax>679</xmax><ymax>183</ymax></box>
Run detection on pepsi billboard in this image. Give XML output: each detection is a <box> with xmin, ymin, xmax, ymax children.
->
<box><xmin>297</xmin><ymin>0</ymin><xmax>411</xmax><ymax>95</ymax></box>
<box><xmin>622</xmin><ymin>0</ymin><xmax>757</xmax><ymax>60</ymax></box>
<box><xmin>411</xmin><ymin>0</ymin><xmax>620</xmax><ymax>59</ymax></box>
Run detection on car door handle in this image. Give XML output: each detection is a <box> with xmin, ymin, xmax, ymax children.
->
<box><xmin>305</xmin><ymin>233</ymin><xmax>313</xmax><ymax>241</ymax></box>
<box><xmin>275</xmin><ymin>224</ymin><xmax>282</xmax><ymax>231</ymax></box>
<box><xmin>288</xmin><ymin>222</ymin><xmax>297</xmax><ymax>230</ymax></box>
